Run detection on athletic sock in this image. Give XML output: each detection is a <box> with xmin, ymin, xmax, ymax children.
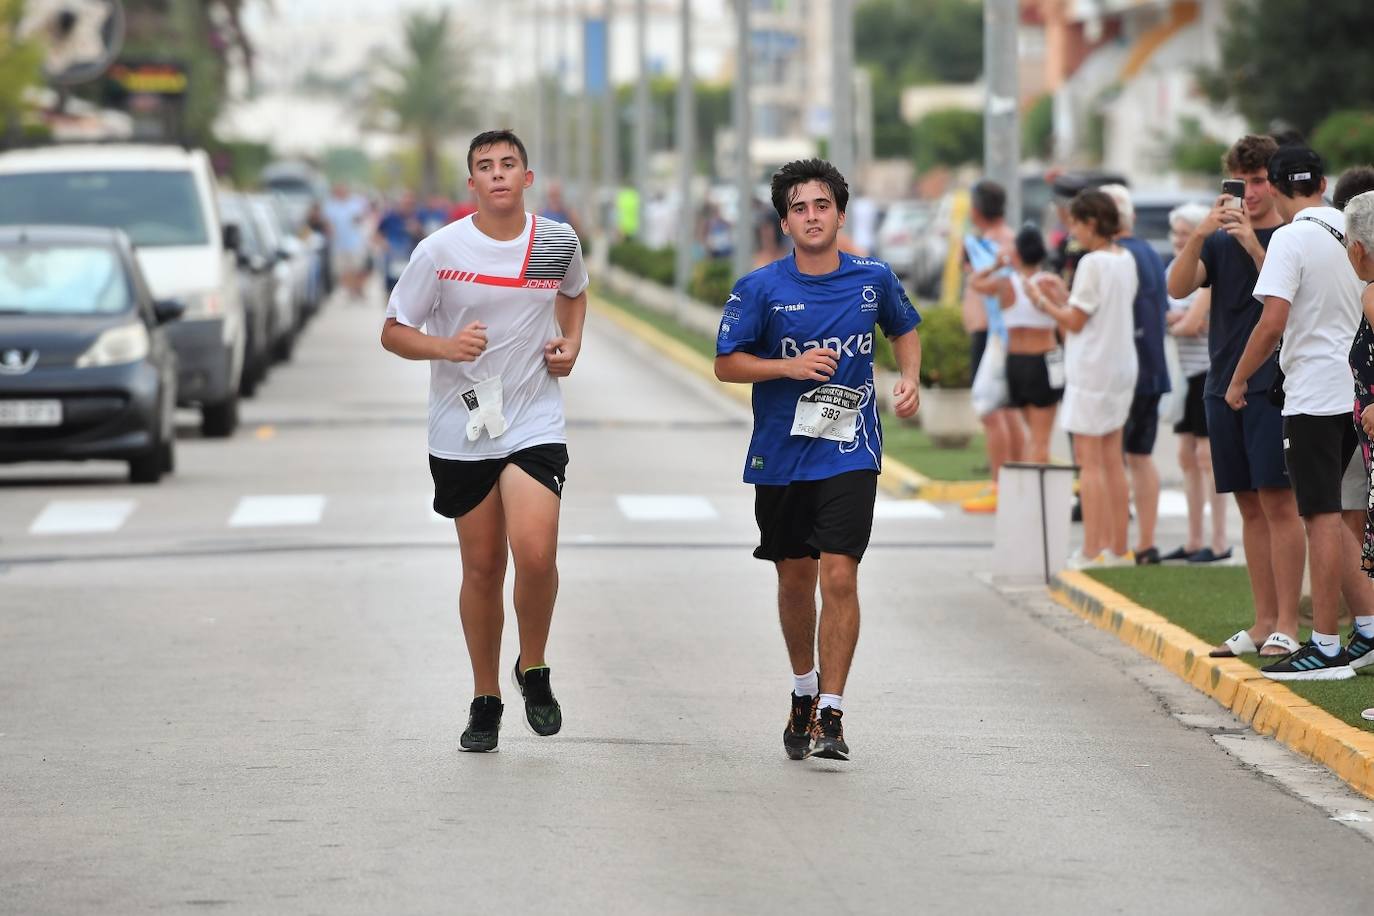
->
<box><xmin>1311</xmin><ymin>631</ymin><xmax>1341</xmax><ymax>658</ymax></box>
<box><xmin>1354</xmin><ymin>616</ymin><xmax>1374</xmax><ymax>638</ymax></box>
<box><xmin>818</xmin><ymin>693</ymin><xmax>843</xmax><ymax>712</ymax></box>
<box><xmin>793</xmin><ymin>668</ymin><xmax>818</xmax><ymax>698</ymax></box>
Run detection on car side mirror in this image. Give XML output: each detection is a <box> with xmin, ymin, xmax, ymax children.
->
<box><xmin>222</xmin><ymin>223</ymin><xmax>241</xmax><ymax>253</ymax></box>
<box><xmin>153</xmin><ymin>298</ymin><xmax>187</xmax><ymax>324</ymax></box>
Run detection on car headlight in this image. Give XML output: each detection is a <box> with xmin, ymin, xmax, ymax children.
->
<box><xmin>76</xmin><ymin>323</ymin><xmax>150</xmax><ymax>368</ymax></box>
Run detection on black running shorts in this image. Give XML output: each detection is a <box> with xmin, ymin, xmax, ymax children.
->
<box><xmin>1283</xmin><ymin>413</ymin><xmax>1356</xmax><ymax>518</ymax></box>
<box><xmin>753</xmin><ymin>469</ymin><xmax>878</xmax><ymax>562</ymax></box>
<box><xmin>429</xmin><ymin>444</ymin><xmax>569</xmax><ymax>519</ymax></box>
<box><xmin>1005</xmin><ymin>352</ymin><xmax>1063</xmax><ymax>408</ymax></box>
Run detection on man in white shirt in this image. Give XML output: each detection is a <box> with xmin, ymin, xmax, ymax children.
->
<box><xmin>1226</xmin><ymin>145</ymin><xmax>1372</xmax><ymax>681</ymax></box>
<box><xmin>380</xmin><ymin>130</ymin><xmax>589</xmax><ymax>750</ymax></box>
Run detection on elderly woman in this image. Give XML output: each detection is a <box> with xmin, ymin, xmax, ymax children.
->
<box><xmin>1163</xmin><ymin>202</ymin><xmax>1231</xmax><ymax>563</ymax></box>
<box><xmin>1031</xmin><ymin>190</ymin><xmax>1139</xmax><ymax>567</ymax></box>
<box><xmin>1341</xmin><ymin>188</ymin><xmax>1374</xmax><ymax>725</ymax></box>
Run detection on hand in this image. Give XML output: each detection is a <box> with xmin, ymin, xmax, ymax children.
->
<box><xmin>1199</xmin><ymin>197</ymin><xmax>1231</xmax><ymax>237</ymax></box>
<box><xmin>1224</xmin><ymin>378</ymin><xmax>1247</xmax><ymax>411</ymax></box>
<box><xmin>443</xmin><ymin>321</ymin><xmax>487</xmax><ymax>362</ymax></box>
<box><xmin>893</xmin><ymin>376</ymin><xmax>920</xmax><ymax>419</ymax></box>
<box><xmin>1034</xmin><ymin>273</ymin><xmax>1069</xmax><ymax>307</ymax></box>
<box><xmin>784</xmin><ymin>348</ymin><xmax>839</xmax><ymax>382</ymax></box>
<box><xmin>544</xmin><ymin>336</ymin><xmax>581</xmax><ymax>377</ymax></box>
<box><xmin>1362</xmin><ymin>404</ymin><xmax>1374</xmax><ymax>439</ymax></box>
<box><xmin>1223</xmin><ymin>203</ymin><xmax>1259</xmax><ymax>254</ymax></box>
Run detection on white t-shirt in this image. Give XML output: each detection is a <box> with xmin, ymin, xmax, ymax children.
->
<box><xmin>1167</xmin><ymin>291</ymin><xmax>1210</xmax><ymax>378</ymax></box>
<box><xmin>1065</xmin><ymin>248</ymin><xmax>1139</xmax><ymax>394</ymax></box>
<box><xmin>1252</xmin><ymin>206</ymin><xmax>1361</xmax><ymax>417</ymax></box>
<box><xmin>386</xmin><ymin>213</ymin><xmax>589</xmax><ymax>459</ymax></box>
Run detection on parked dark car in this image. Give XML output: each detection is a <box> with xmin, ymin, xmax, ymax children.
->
<box><xmin>0</xmin><ymin>226</ymin><xmax>183</xmax><ymax>483</ymax></box>
<box><xmin>218</xmin><ymin>191</ymin><xmax>276</xmax><ymax>396</ymax></box>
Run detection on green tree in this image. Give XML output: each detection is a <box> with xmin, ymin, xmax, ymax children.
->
<box><xmin>1022</xmin><ymin>94</ymin><xmax>1053</xmax><ymax>161</ymax></box>
<box><xmin>1200</xmin><ymin>0</ymin><xmax>1374</xmax><ymax>136</ymax></box>
<box><xmin>1169</xmin><ymin>117</ymin><xmax>1230</xmax><ymax>176</ymax></box>
<box><xmin>372</xmin><ymin>9</ymin><xmax>470</xmax><ymax>196</ymax></box>
<box><xmin>0</xmin><ymin>0</ymin><xmax>44</xmax><ymax>143</ymax></box>
<box><xmin>1312</xmin><ymin>110</ymin><xmax>1374</xmax><ymax>171</ymax></box>
<box><xmin>912</xmin><ymin>108</ymin><xmax>983</xmax><ymax>171</ymax></box>
<box><xmin>856</xmin><ymin>0</ymin><xmax>983</xmax><ymax>160</ymax></box>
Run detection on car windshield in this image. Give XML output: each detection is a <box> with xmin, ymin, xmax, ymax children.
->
<box><xmin>0</xmin><ymin>170</ymin><xmax>209</xmax><ymax>247</ymax></box>
<box><xmin>0</xmin><ymin>244</ymin><xmax>131</xmax><ymax>315</ymax></box>
<box><xmin>1135</xmin><ymin>205</ymin><xmax>1177</xmax><ymax>244</ymax></box>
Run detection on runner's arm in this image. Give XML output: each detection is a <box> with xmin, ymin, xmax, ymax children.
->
<box><xmin>545</xmin><ymin>290</ymin><xmax>587</xmax><ymax>377</ymax></box>
<box><xmin>888</xmin><ymin>329</ymin><xmax>922</xmax><ymax>418</ymax></box>
<box><xmin>715</xmin><ymin>349</ymin><xmax>839</xmax><ymax>383</ymax></box>
<box><xmin>380</xmin><ymin>317</ymin><xmax>487</xmax><ymax>362</ymax></box>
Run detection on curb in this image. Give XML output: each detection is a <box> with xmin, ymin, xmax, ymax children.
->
<box><xmin>1050</xmin><ymin>570</ymin><xmax>1374</xmax><ymax>800</ymax></box>
<box><xmin>590</xmin><ymin>292</ymin><xmax>989</xmax><ymax>503</ymax></box>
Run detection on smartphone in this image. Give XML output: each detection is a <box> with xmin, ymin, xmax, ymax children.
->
<box><xmin>1222</xmin><ymin>179</ymin><xmax>1245</xmax><ymax>209</ymax></box>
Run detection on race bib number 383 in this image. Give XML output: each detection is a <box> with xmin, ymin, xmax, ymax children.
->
<box><xmin>791</xmin><ymin>384</ymin><xmax>863</xmax><ymax>443</ymax></box>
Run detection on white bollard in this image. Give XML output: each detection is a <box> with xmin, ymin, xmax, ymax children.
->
<box><xmin>994</xmin><ymin>462</ymin><xmax>1078</xmax><ymax>582</ymax></box>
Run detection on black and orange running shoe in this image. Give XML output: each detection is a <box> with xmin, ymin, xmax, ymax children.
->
<box><xmin>808</xmin><ymin>707</ymin><xmax>849</xmax><ymax>760</ymax></box>
<box><xmin>783</xmin><ymin>692</ymin><xmax>817</xmax><ymax>760</ymax></box>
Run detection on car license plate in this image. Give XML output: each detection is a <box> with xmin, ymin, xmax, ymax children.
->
<box><xmin>0</xmin><ymin>399</ymin><xmax>62</xmax><ymax>427</ymax></box>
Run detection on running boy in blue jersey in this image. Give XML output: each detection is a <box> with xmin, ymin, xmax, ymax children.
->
<box><xmin>714</xmin><ymin>159</ymin><xmax>923</xmax><ymax>761</ymax></box>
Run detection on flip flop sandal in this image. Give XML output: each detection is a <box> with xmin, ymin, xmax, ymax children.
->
<box><xmin>1259</xmin><ymin>632</ymin><xmax>1301</xmax><ymax>657</ymax></box>
<box><xmin>1209</xmin><ymin>629</ymin><xmax>1259</xmax><ymax>658</ymax></box>
<box><xmin>1363</xmin><ymin>709</ymin><xmax>1374</xmax><ymax>722</ymax></box>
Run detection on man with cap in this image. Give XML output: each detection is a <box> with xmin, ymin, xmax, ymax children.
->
<box><xmin>1226</xmin><ymin>144</ymin><xmax>1374</xmax><ymax>681</ymax></box>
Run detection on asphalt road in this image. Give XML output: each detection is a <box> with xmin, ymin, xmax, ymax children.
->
<box><xmin>1</xmin><ymin>289</ymin><xmax>1370</xmax><ymax>915</ymax></box>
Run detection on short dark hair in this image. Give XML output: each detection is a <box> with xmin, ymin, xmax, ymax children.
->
<box><xmin>1069</xmin><ymin>189</ymin><xmax>1121</xmax><ymax>239</ymax></box>
<box><xmin>770</xmin><ymin>158</ymin><xmax>849</xmax><ymax>219</ymax></box>
<box><xmin>1223</xmin><ymin>134</ymin><xmax>1279</xmax><ymax>176</ymax></box>
<box><xmin>971</xmin><ymin>180</ymin><xmax>1007</xmax><ymax>220</ymax></box>
<box><xmin>1014</xmin><ymin>223</ymin><xmax>1047</xmax><ymax>266</ymax></box>
<box><xmin>467</xmin><ymin>129</ymin><xmax>528</xmax><ymax>174</ymax></box>
<box><xmin>1334</xmin><ymin>166</ymin><xmax>1374</xmax><ymax>211</ymax></box>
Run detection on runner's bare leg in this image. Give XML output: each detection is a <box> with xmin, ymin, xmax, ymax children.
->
<box><xmin>455</xmin><ymin>486</ymin><xmax>508</xmax><ymax>697</ymax></box>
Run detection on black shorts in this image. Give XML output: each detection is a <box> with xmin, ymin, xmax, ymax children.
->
<box><xmin>429</xmin><ymin>444</ymin><xmax>569</xmax><ymax>519</ymax></box>
<box><xmin>969</xmin><ymin>329</ymin><xmax>988</xmax><ymax>381</ymax></box>
<box><xmin>1283</xmin><ymin>414</ymin><xmax>1357</xmax><ymax>517</ymax></box>
<box><xmin>1173</xmin><ymin>372</ymin><xmax>1208</xmax><ymax>438</ymax></box>
<box><xmin>753</xmin><ymin>470</ymin><xmax>878</xmax><ymax>562</ymax></box>
<box><xmin>1124</xmin><ymin>393</ymin><xmax>1162</xmax><ymax>456</ymax></box>
<box><xmin>1005</xmin><ymin>352</ymin><xmax>1064</xmax><ymax>408</ymax></box>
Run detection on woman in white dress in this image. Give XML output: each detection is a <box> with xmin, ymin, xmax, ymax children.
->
<box><xmin>1028</xmin><ymin>190</ymin><xmax>1139</xmax><ymax>567</ymax></box>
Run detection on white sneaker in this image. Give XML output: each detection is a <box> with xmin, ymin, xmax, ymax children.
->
<box><xmin>1066</xmin><ymin>549</ymin><xmax>1104</xmax><ymax>570</ymax></box>
<box><xmin>1100</xmin><ymin>550</ymin><xmax>1136</xmax><ymax>568</ymax></box>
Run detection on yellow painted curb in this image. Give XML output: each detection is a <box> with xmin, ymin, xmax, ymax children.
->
<box><xmin>1050</xmin><ymin>570</ymin><xmax>1374</xmax><ymax>800</ymax></box>
<box><xmin>590</xmin><ymin>292</ymin><xmax>994</xmax><ymax>502</ymax></box>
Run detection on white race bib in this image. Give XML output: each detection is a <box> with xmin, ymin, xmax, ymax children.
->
<box><xmin>790</xmin><ymin>384</ymin><xmax>863</xmax><ymax>443</ymax></box>
<box><xmin>1045</xmin><ymin>347</ymin><xmax>1066</xmax><ymax>390</ymax></box>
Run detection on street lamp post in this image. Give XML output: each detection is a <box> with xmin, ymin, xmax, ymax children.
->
<box><xmin>731</xmin><ymin>0</ymin><xmax>753</xmax><ymax>280</ymax></box>
<box><xmin>673</xmin><ymin>0</ymin><xmax>694</xmax><ymax>315</ymax></box>
<box><xmin>984</xmin><ymin>0</ymin><xmax>1021</xmax><ymax>226</ymax></box>
<box><xmin>600</xmin><ymin>0</ymin><xmax>617</xmax><ymax>239</ymax></box>
<box><xmin>634</xmin><ymin>0</ymin><xmax>650</xmax><ymax>240</ymax></box>
<box><xmin>830</xmin><ymin>0</ymin><xmax>854</xmax><ymax>180</ymax></box>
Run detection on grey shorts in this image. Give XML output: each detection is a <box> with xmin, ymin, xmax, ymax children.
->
<box><xmin>1342</xmin><ymin>451</ymin><xmax>1369</xmax><ymax>512</ymax></box>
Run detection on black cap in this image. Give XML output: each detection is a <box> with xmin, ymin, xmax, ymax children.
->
<box><xmin>1268</xmin><ymin>145</ymin><xmax>1324</xmax><ymax>185</ymax></box>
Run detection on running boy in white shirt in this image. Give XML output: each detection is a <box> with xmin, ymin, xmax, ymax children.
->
<box><xmin>381</xmin><ymin>130</ymin><xmax>589</xmax><ymax>750</ymax></box>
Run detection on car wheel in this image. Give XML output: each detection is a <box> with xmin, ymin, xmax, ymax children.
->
<box><xmin>160</xmin><ymin>433</ymin><xmax>176</xmax><ymax>473</ymax></box>
<box><xmin>201</xmin><ymin>394</ymin><xmax>239</xmax><ymax>438</ymax></box>
<box><xmin>128</xmin><ymin>444</ymin><xmax>164</xmax><ymax>484</ymax></box>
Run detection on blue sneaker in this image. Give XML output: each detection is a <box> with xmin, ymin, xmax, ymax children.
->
<box><xmin>1346</xmin><ymin>628</ymin><xmax>1374</xmax><ymax>671</ymax></box>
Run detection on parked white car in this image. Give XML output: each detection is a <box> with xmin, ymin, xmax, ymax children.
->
<box><xmin>0</xmin><ymin>144</ymin><xmax>246</xmax><ymax>436</ymax></box>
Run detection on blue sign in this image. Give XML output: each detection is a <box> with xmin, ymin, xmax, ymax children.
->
<box><xmin>584</xmin><ymin>18</ymin><xmax>608</xmax><ymax>97</ymax></box>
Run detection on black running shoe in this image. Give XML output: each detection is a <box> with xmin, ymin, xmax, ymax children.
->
<box><xmin>784</xmin><ymin>692</ymin><xmax>817</xmax><ymax>760</ymax></box>
<box><xmin>460</xmin><ymin>696</ymin><xmax>503</xmax><ymax>752</ymax></box>
<box><xmin>512</xmin><ymin>658</ymin><xmax>562</xmax><ymax>736</ymax></box>
<box><xmin>1260</xmin><ymin>642</ymin><xmax>1355</xmax><ymax>681</ymax></box>
<box><xmin>808</xmin><ymin>707</ymin><xmax>849</xmax><ymax>760</ymax></box>
<box><xmin>1346</xmin><ymin>628</ymin><xmax>1374</xmax><ymax>671</ymax></box>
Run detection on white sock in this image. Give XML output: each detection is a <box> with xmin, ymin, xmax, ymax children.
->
<box><xmin>792</xmin><ymin>668</ymin><xmax>818</xmax><ymax>698</ymax></box>
<box><xmin>1355</xmin><ymin>616</ymin><xmax>1374</xmax><ymax>638</ymax></box>
<box><xmin>1311</xmin><ymin>631</ymin><xmax>1341</xmax><ymax>657</ymax></box>
<box><xmin>818</xmin><ymin>693</ymin><xmax>843</xmax><ymax>712</ymax></box>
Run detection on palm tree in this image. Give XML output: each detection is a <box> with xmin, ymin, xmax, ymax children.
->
<box><xmin>373</xmin><ymin>9</ymin><xmax>469</xmax><ymax>196</ymax></box>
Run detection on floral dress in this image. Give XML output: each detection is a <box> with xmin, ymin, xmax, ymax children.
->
<box><xmin>1351</xmin><ymin>307</ymin><xmax>1374</xmax><ymax>575</ymax></box>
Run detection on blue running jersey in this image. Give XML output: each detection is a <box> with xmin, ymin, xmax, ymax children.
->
<box><xmin>717</xmin><ymin>252</ymin><xmax>921</xmax><ymax>485</ymax></box>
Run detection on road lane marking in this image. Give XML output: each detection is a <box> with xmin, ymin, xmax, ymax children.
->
<box><xmin>873</xmin><ymin>500</ymin><xmax>944</xmax><ymax>520</ymax></box>
<box><xmin>29</xmin><ymin>500</ymin><xmax>136</xmax><ymax>535</ymax></box>
<box><xmin>615</xmin><ymin>495</ymin><xmax>718</xmax><ymax>521</ymax></box>
<box><xmin>228</xmin><ymin>495</ymin><xmax>326</xmax><ymax>528</ymax></box>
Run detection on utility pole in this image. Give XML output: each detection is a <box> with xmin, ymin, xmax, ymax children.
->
<box><xmin>550</xmin><ymin>0</ymin><xmax>566</xmax><ymax>185</ymax></box>
<box><xmin>533</xmin><ymin>0</ymin><xmax>547</xmax><ymax>208</ymax></box>
<box><xmin>829</xmin><ymin>0</ymin><xmax>854</xmax><ymax>180</ymax></box>
<box><xmin>634</xmin><ymin>0</ymin><xmax>650</xmax><ymax>241</ymax></box>
<box><xmin>575</xmin><ymin>2</ymin><xmax>592</xmax><ymax>221</ymax></box>
<box><xmin>984</xmin><ymin>0</ymin><xmax>1021</xmax><ymax>225</ymax></box>
<box><xmin>731</xmin><ymin>0</ymin><xmax>753</xmax><ymax>280</ymax></box>
<box><xmin>673</xmin><ymin>0</ymin><xmax>694</xmax><ymax>312</ymax></box>
<box><xmin>600</xmin><ymin>0</ymin><xmax>617</xmax><ymax>239</ymax></box>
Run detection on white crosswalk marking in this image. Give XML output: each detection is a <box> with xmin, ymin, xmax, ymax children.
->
<box><xmin>228</xmin><ymin>495</ymin><xmax>326</xmax><ymax>528</ymax></box>
<box><xmin>29</xmin><ymin>500</ymin><xmax>136</xmax><ymax>535</ymax></box>
<box><xmin>616</xmin><ymin>495</ymin><xmax>718</xmax><ymax>521</ymax></box>
<box><xmin>873</xmin><ymin>500</ymin><xmax>945</xmax><ymax>520</ymax></box>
